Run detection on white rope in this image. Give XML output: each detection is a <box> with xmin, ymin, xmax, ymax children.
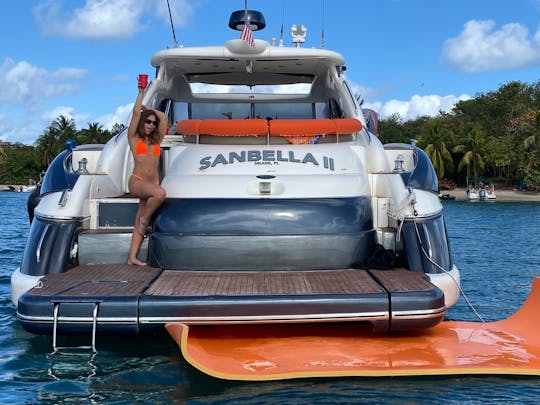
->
<box><xmin>388</xmin><ymin>189</ymin><xmax>416</xmax><ymax>242</ymax></box>
<box><xmin>411</xmin><ymin>216</ymin><xmax>486</xmax><ymax>323</ymax></box>
<box><xmin>388</xmin><ymin>188</ymin><xmax>485</xmax><ymax>322</ymax></box>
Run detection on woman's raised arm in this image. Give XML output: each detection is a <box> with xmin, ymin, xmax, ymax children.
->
<box><xmin>127</xmin><ymin>88</ymin><xmax>144</xmax><ymax>141</ymax></box>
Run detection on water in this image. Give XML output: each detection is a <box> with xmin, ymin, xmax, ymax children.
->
<box><xmin>1</xmin><ymin>192</ymin><xmax>539</xmax><ymax>404</ymax></box>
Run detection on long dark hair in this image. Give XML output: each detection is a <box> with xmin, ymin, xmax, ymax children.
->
<box><xmin>137</xmin><ymin>110</ymin><xmax>160</xmax><ymax>144</ymax></box>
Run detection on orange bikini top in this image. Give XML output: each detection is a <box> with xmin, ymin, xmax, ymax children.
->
<box><xmin>135</xmin><ymin>139</ymin><xmax>160</xmax><ymax>156</ymax></box>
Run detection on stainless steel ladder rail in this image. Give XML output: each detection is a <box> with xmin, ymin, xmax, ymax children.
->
<box><xmin>52</xmin><ymin>301</ymin><xmax>100</xmax><ymax>352</ymax></box>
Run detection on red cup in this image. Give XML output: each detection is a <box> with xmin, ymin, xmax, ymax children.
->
<box><xmin>138</xmin><ymin>74</ymin><xmax>148</xmax><ymax>89</ymax></box>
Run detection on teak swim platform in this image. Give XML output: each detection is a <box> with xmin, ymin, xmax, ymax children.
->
<box><xmin>17</xmin><ymin>264</ymin><xmax>445</xmax><ymax>335</ymax></box>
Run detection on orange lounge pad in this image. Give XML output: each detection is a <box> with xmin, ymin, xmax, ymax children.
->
<box><xmin>166</xmin><ymin>277</ymin><xmax>540</xmax><ymax>381</ymax></box>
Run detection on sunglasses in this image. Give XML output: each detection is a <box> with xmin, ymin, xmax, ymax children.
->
<box><xmin>144</xmin><ymin>119</ymin><xmax>158</xmax><ymax>126</ymax></box>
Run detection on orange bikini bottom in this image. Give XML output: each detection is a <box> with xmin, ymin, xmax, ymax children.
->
<box><xmin>131</xmin><ymin>173</ymin><xmax>159</xmax><ymax>185</ymax></box>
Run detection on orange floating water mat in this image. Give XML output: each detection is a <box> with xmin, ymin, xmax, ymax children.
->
<box><xmin>166</xmin><ymin>277</ymin><xmax>540</xmax><ymax>381</ymax></box>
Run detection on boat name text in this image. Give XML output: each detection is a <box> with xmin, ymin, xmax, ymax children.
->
<box><xmin>199</xmin><ymin>150</ymin><xmax>335</xmax><ymax>171</ymax></box>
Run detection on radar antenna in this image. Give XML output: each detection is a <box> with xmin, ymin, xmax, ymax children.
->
<box><xmin>166</xmin><ymin>0</ymin><xmax>178</xmax><ymax>47</ymax></box>
<box><xmin>291</xmin><ymin>24</ymin><xmax>307</xmax><ymax>47</ymax></box>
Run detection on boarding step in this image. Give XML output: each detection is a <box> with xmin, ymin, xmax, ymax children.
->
<box><xmin>78</xmin><ymin>229</ymin><xmax>148</xmax><ymax>265</ymax></box>
<box><xmin>52</xmin><ymin>300</ymin><xmax>100</xmax><ymax>352</ymax></box>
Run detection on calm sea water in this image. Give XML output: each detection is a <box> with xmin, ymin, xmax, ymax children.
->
<box><xmin>1</xmin><ymin>192</ymin><xmax>539</xmax><ymax>404</ymax></box>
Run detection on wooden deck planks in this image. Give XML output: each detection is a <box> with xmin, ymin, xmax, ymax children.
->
<box><xmin>28</xmin><ymin>264</ymin><xmax>161</xmax><ymax>297</ymax></box>
<box><xmin>144</xmin><ymin>269</ymin><xmax>385</xmax><ymax>297</ymax></box>
<box><xmin>369</xmin><ymin>269</ymin><xmax>436</xmax><ymax>292</ymax></box>
<box><xmin>25</xmin><ymin>265</ymin><xmax>437</xmax><ymax>299</ymax></box>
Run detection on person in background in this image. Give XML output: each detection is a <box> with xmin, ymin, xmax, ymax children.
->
<box><xmin>127</xmin><ymin>76</ymin><xmax>167</xmax><ymax>266</ymax></box>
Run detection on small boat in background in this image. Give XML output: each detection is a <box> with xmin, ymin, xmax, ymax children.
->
<box><xmin>485</xmin><ymin>184</ymin><xmax>496</xmax><ymax>200</ymax></box>
<box><xmin>438</xmin><ymin>192</ymin><xmax>455</xmax><ymax>200</ymax></box>
<box><xmin>468</xmin><ymin>186</ymin><xmax>479</xmax><ymax>200</ymax></box>
<box><xmin>467</xmin><ymin>178</ymin><xmax>496</xmax><ymax>201</ymax></box>
<box><xmin>21</xmin><ymin>185</ymin><xmax>37</xmax><ymax>193</ymax></box>
<box><xmin>2</xmin><ymin>185</ymin><xmax>17</xmax><ymax>192</ymax></box>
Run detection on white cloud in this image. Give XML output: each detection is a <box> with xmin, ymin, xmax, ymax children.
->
<box><xmin>40</xmin><ymin>106</ymin><xmax>90</xmax><ymax>126</ymax></box>
<box><xmin>33</xmin><ymin>0</ymin><xmax>197</xmax><ymax>40</ymax></box>
<box><xmin>347</xmin><ymin>79</ymin><xmax>470</xmax><ymax>121</ymax></box>
<box><xmin>95</xmin><ymin>102</ymin><xmax>133</xmax><ymax>129</ymax></box>
<box><xmin>0</xmin><ymin>58</ymin><xmax>86</xmax><ymax>106</ymax></box>
<box><xmin>0</xmin><ymin>112</ymin><xmax>50</xmax><ymax>144</ymax></box>
<box><xmin>442</xmin><ymin>19</ymin><xmax>540</xmax><ymax>73</ymax></box>
<box><xmin>0</xmin><ymin>113</ymin><xmax>11</xmax><ymax>142</ymax></box>
<box><xmin>1</xmin><ymin>103</ymin><xmax>127</xmax><ymax>145</ymax></box>
<box><xmin>362</xmin><ymin>94</ymin><xmax>471</xmax><ymax>121</ymax></box>
<box><xmin>40</xmin><ymin>104</ymin><xmax>131</xmax><ymax>131</ymax></box>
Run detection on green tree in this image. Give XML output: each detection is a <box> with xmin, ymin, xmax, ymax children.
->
<box><xmin>377</xmin><ymin>113</ymin><xmax>407</xmax><ymax>144</ymax></box>
<box><xmin>520</xmin><ymin>111</ymin><xmax>540</xmax><ymax>190</ymax></box>
<box><xmin>76</xmin><ymin>122</ymin><xmax>113</xmax><ymax>145</ymax></box>
<box><xmin>521</xmin><ymin>111</ymin><xmax>540</xmax><ymax>171</ymax></box>
<box><xmin>0</xmin><ymin>143</ymin><xmax>41</xmax><ymax>185</ymax></box>
<box><xmin>0</xmin><ymin>142</ymin><xmax>6</xmax><ymax>163</ymax></box>
<box><xmin>453</xmin><ymin>125</ymin><xmax>487</xmax><ymax>179</ymax></box>
<box><xmin>419</xmin><ymin>119</ymin><xmax>455</xmax><ymax>179</ymax></box>
<box><xmin>453</xmin><ymin>81</ymin><xmax>534</xmax><ymax>140</ymax></box>
<box><xmin>111</xmin><ymin>123</ymin><xmax>126</xmax><ymax>136</ymax></box>
<box><xmin>378</xmin><ymin>114</ymin><xmax>432</xmax><ymax>145</ymax></box>
<box><xmin>34</xmin><ymin>115</ymin><xmax>77</xmax><ymax>166</ymax></box>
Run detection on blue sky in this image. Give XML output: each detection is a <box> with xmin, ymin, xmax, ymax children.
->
<box><xmin>1</xmin><ymin>0</ymin><xmax>540</xmax><ymax>145</ymax></box>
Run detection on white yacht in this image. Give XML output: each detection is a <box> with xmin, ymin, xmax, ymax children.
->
<box><xmin>11</xmin><ymin>9</ymin><xmax>460</xmax><ymax>341</ymax></box>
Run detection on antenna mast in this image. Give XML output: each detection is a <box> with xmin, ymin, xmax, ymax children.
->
<box><xmin>321</xmin><ymin>0</ymin><xmax>325</xmax><ymax>48</ymax></box>
<box><xmin>279</xmin><ymin>0</ymin><xmax>285</xmax><ymax>46</ymax></box>
<box><xmin>166</xmin><ymin>0</ymin><xmax>178</xmax><ymax>47</ymax></box>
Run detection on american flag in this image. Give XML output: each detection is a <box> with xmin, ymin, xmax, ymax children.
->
<box><xmin>240</xmin><ymin>20</ymin><xmax>255</xmax><ymax>47</ymax></box>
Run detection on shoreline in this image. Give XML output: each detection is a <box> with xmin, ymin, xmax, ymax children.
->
<box><xmin>1</xmin><ymin>185</ymin><xmax>36</xmax><ymax>193</ymax></box>
<box><xmin>442</xmin><ymin>187</ymin><xmax>540</xmax><ymax>202</ymax></box>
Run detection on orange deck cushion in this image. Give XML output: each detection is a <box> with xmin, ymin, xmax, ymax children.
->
<box><xmin>176</xmin><ymin>119</ymin><xmax>267</xmax><ymax>136</ymax></box>
<box><xmin>269</xmin><ymin>119</ymin><xmax>336</xmax><ymax>136</ymax></box>
<box><xmin>335</xmin><ymin>118</ymin><xmax>362</xmax><ymax>133</ymax></box>
<box><xmin>176</xmin><ymin>118</ymin><xmax>362</xmax><ymax>137</ymax></box>
<box><xmin>176</xmin><ymin>119</ymin><xmax>202</xmax><ymax>135</ymax></box>
<box><xmin>269</xmin><ymin>118</ymin><xmax>362</xmax><ymax>136</ymax></box>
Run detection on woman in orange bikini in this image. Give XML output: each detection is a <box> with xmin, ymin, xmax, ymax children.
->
<box><xmin>127</xmin><ymin>77</ymin><xmax>167</xmax><ymax>266</ymax></box>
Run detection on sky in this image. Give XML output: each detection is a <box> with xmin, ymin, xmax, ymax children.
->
<box><xmin>1</xmin><ymin>0</ymin><xmax>540</xmax><ymax>145</ymax></box>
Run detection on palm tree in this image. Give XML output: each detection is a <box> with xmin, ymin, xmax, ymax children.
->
<box><xmin>111</xmin><ymin>123</ymin><xmax>126</xmax><ymax>136</ymax></box>
<box><xmin>34</xmin><ymin>115</ymin><xmax>77</xmax><ymax>166</ymax></box>
<box><xmin>34</xmin><ymin>127</ymin><xmax>60</xmax><ymax>167</ymax></box>
<box><xmin>421</xmin><ymin>120</ymin><xmax>454</xmax><ymax>179</ymax></box>
<box><xmin>453</xmin><ymin>125</ymin><xmax>487</xmax><ymax>179</ymax></box>
<box><xmin>77</xmin><ymin>122</ymin><xmax>113</xmax><ymax>145</ymax></box>
<box><xmin>51</xmin><ymin>115</ymin><xmax>77</xmax><ymax>139</ymax></box>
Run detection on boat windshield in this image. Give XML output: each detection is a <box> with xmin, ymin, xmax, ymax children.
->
<box><xmin>174</xmin><ymin>101</ymin><xmax>330</xmax><ymax>120</ymax></box>
<box><xmin>190</xmin><ymin>83</ymin><xmax>312</xmax><ymax>95</ymax></box>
